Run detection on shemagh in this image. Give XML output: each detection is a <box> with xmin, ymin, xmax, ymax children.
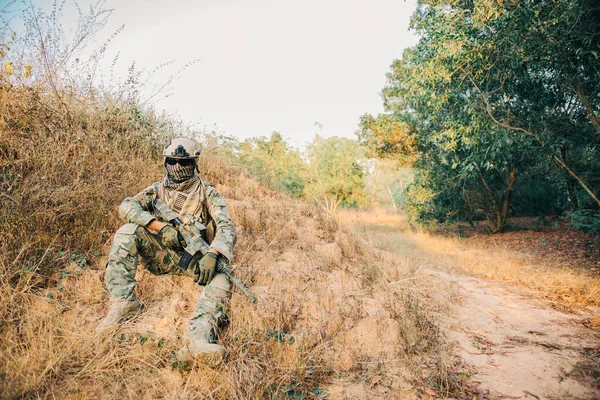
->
<box><xmin>164</xmin><ymin>163</ymin><xmax>199</xmax><ymax>192</ymax></box>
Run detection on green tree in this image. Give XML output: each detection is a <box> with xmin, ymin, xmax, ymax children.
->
<box><xmin>360</xmin><ymin>0</ymin><xmax>600</xmax><ymax>231</ymax></box>
<box><xmin>306</xmin><ymin>135</ymin><xmax>366</xmax><ymax>214</ymax></box>
<box><xmin>239</xmin><ymin>132</ymin><xmax>308</xmax><ymax>197</ymax></box>
<box><xmin>443</xmin><ymin>0</ymin><xmax>600</xmax><ymax>208</ymax></box>
<box><xmin>357</xmin><ymin>113</ymin><xmax>416</xmax><ymax>165</ymax></box>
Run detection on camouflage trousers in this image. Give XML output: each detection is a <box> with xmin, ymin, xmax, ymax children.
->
<box><xmin>104</xmin><ymin>223</ymin><xmax>230</xmax><ymax>340</ymax></box>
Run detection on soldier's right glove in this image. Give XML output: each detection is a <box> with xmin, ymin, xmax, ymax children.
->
<box><xmin>159</xmin><ymin>225</ymin><xmax>187</xmax><ymax>251</ymax></box>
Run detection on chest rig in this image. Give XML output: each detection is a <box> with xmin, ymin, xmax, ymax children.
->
<box><xmin>157</xmin><ymin>179</ymin><xmax>213</xmax><ymax>243</ymax></box>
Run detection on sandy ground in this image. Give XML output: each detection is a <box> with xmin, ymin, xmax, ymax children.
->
<box><xmin>432</xmin><ymin>269</ymin><xmax>600</xmax><ymax>400</ymax></box>
<box><xmin>346</xmin><ymin>209</ymin><xmax>600</xmax><ymax>399</ymax></box>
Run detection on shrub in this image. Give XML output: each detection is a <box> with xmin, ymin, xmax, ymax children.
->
<box><xmin>570</xmin><ymin>209</ymin><xmax>600</xmax><ymax>235</ymax></box>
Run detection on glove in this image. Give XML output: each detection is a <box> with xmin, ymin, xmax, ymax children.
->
<box><xmin>194</xmin><ymin>252</ymin><xmax>218</xmax><ymax>286</ymax></box>
<box><xmin>159</xmin><ymin>225</ymin><xmax>186</xmax><ymax>251</ymax></box>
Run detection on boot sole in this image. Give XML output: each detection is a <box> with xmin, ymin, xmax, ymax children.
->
<box><xmin>196</xmin><ymin>351</ymin><xmax>225</xmax><ymax>367</ymax></box>
<box><xmin>175</xmin><ymin>347</ymin><xmax>226</xmax><ymax>367</ymax></box>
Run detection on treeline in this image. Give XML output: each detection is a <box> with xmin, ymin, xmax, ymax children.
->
<box><xmin>359</xmin><ymin>0</ymin><xmax>600</xmax><ymax>233</ymax></box>
<box><xmin>211</xmin><ymin>132</ymin><xmax>368</xmax><ymax>214</ymax></box>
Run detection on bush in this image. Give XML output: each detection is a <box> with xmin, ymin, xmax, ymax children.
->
<box><xmin>570</xmin><ymin>209</ymin><xmax>600</xmax><ymax>235</ymax></box>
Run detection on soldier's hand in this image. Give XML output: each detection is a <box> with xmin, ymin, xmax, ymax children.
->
<box><xmin>196</xmin><ymin>252</ymin><xmax>217</xmax><ymax>285</ymax></box>
<box><xmin>159</xmin><ymin>225</ymin><xmax>187</xmax><ymax>251</ymax></box>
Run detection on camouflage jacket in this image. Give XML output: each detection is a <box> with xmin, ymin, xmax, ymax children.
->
<box><xmin>118</xmin><ymin>177</ymin><xmax>236</xmax><ymax>263</ymax></box>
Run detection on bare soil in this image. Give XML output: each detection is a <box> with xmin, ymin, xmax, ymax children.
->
<box><xmin>433</xmin><ymin>269</ymin><xmax>600</xmax><ymax>399</ymax></box>
<box><xmin>351</xmin><ymin>211</ymin><xmax>600</xmax><ymax>399</ymax></box>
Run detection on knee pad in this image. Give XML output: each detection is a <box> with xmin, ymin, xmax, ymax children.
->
<box><xmin>116</xmin><ymin>223</ymin><xmax>142</xmax><ymax>236</ymax></box>
<box><xmin>208</xmin><ymin>273</ymin><xmax>231</xmax><ymax>293</ymax></box>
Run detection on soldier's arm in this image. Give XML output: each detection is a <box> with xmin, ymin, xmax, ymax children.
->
<box><xmin>206</xmin><ymin>185</ymin><xmax>236</xmax><ymax>263</ymax></box>
<box><xmin>118</xmin><ymin>183</ymin><xmax>161</xmax><ymax>227</ymax></box>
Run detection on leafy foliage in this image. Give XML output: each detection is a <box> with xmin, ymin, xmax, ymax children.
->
<box><xmin>239</xmin><ymin>132</ymin><xmax>309</xmax><ymax>198</ymax></box>
<box><xmin>305</xmin><ymin>135</ymin><xmax>366</xmax><ymax>213</ymax></box>
<box><xmin>220</xmin><ymin>132</ymin><xmax>368</xmax><ymax>214</ymax></box>
<box><xmin>570</xmin><ymin>210</ymin><xmax>600</xmax><ymax>236</ymax></box>
<box><xmin>360</xmin><ymin>0</ymin><xmax>600</xmax><ymax>232</ymax></box>
<box><xmin>357</xmin><ymin>113</ymin><xmax>416</xmax><ymax>165</ymax></box>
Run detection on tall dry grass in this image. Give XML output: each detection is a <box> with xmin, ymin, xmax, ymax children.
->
<box><xmin>0</xmin><ymin>66</ymin><xmax>467</xmax><ymax>399</ymax></box>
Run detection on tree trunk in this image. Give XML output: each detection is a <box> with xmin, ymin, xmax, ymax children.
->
<box><xmin>497</xmin><ymin>171</ymin><xmax>516</xmax><ymax>233</ymax></box>
<box><xmin>478</xmin><ymin>168</ymin><xmax>515</xmax><ymax>233</ymax></box>
<box><xmin>387</xmin><ymin>185</ymin><xmax>398</xmax><ymax>212</ymax></box>
<box><xmin>566</xmin><ymin>180</ymin><xmax>579</xmax><ymax>210</ymax></box>
<box><xmin>561</xmin><ymin>147</ymin><xmax>579</xmax><ymax>210</ymax></box>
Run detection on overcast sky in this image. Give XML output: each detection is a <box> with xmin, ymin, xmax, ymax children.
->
<box><xmin>8</xmin><ymin>0</ymin><xmax>419</xmax><ymax>146</ymax></box>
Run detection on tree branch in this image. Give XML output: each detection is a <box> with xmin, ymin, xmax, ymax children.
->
<box><xmin>575</xmin><ymin>79</ymin><xmax>600</xmax><ymax>135</ymax></box>
<box><xmin>470</xmin><ymin>76</ymin><xmax>600</xmax><ymax>208</ymax></box>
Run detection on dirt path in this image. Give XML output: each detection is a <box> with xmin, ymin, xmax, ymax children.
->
<box><xmin>347</xmin><ymin>212</ymin><xmax>600</xmax><ymax>399</ymax></box>
<box><xmin>431</xmin><ymin>269</ymin><xmax>600</xmax><ymax>399</ymax></box>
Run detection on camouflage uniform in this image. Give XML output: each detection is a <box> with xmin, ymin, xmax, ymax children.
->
<box><xmin>104</xmin><ymin>175</ymin><xmax>236</xmax><ymax>344</ymax></box>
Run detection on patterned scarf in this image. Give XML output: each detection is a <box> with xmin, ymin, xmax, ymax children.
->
<box><xmin>164</xmin><ymin>163</ymin><xmax>199</xmax><ymax>192</ymax></box>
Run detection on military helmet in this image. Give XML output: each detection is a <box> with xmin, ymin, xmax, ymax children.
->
<box><xmin>163</xmin><ymin>138</ymin><xmax>201</xmax><ymax>159</ymax></box>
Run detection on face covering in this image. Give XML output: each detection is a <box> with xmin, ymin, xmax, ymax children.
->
<box><xmin>166</xmin><ymin>162</ymin><xmax>195</xmax><ymax>182</ymax></box>
<box><xmin>164</xmin><ymin>160</ymin><xmax>198</xmax><ymax>192</ymax></box>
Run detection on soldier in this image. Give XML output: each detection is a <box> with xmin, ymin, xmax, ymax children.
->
<box><xmin>97</xmin><ymin>137</ymin><xmax>236</xmax><ymax>366</ymax></box>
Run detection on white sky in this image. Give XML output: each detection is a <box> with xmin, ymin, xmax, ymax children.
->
<box><xmin>10</xmin><ymin>0</ymin><xmax>419</xmax><ymax>146</ymax></box>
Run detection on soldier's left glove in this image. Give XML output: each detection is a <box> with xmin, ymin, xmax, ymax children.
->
<box><xmin>159</xmin><ymin>225</ymin><xmax>187</xmax><ymax>251</ymax></box>
<box><xmin>195</xmin><ymin>252</ymin><xmax>218</xmax><ymax>285</ymax></box>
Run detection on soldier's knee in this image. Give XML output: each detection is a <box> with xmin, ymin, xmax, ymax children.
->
<box><xmin>207</xmin><ymin>273</ymin><xmax>231</xmax><ymax>293</ymax></box>
<box><xmin>116</xmin><ymin>223</ymin><xmax>144</xmax><ymax>237</ymax></box>
<box><xmin>109</xmin><ymin>224</ymin><xmax>143</xmax><ymax>260</ymax></box>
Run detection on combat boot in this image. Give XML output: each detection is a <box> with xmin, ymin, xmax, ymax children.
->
<box><xmin>96</xmin><ymin>299</ymin><xmax>141</xmax><ymax>332</ymax></box>
<box><xmin>176</xmin><ymin>324</ymin><xmax>226</xmax><ymax>367</ymax></box>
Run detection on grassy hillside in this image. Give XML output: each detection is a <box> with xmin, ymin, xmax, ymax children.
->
<box><xmin>0</xmin><ymin>78</ymin><xmax>467</xmax><ymax>398</ymax></box>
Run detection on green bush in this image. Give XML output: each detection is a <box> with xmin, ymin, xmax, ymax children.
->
<box><xmin>570</xmin><ymin>209</ymin><xmax>600</xmax><ymax>235</ymax></box>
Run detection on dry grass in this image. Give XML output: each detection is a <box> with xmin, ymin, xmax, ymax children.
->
<box><xmin>347</xmin><ymin>208</ymin><xmax>600</xmax><ymax>310</ymax></box>
<box><xmin>337</xmin><ymin>207</ymin><xmax>408</xmax><ymax>228</ymax></box>
<box><xmin>0</xmin><ymin>78</ymin><xmax>465</xmax><ymax>398</ymax></box>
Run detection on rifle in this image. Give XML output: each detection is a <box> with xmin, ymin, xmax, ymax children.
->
<box><xmin>153</xmin><ymin>198</ymin><xmax>256</xmax><ymax>303</ymax></box>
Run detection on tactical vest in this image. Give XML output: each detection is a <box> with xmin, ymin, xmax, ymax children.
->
<box><xmin>157</xmin><ymin>179</ymin><xmax>216</xmax><ymax>243</ymax></box>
